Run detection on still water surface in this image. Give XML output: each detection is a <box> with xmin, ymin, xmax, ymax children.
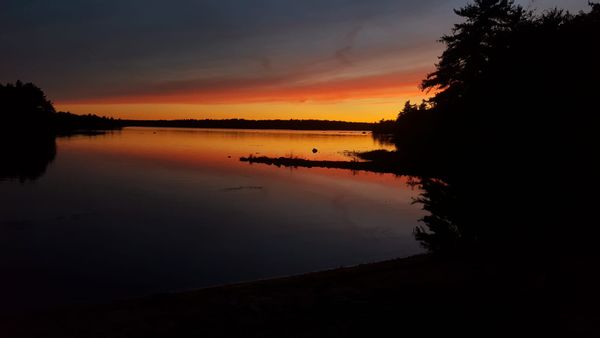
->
<box><xmin>0</xmin><ymin>127</ymin><xmax>424</xmax><ymax>311</ymax></box>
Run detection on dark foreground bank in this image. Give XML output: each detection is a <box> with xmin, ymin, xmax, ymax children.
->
<box><xmin>3</xmin><ymin>254</ymin><xmax>598</xmax><ymax>338</ymax></box>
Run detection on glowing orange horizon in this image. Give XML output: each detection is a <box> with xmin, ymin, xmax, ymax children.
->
<box><xmin>55</xmin><ymin>69</ymin><xmax>432</xmax><ymax>122</ymax></box>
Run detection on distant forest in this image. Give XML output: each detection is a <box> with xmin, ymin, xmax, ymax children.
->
<box><xmin>124</xmin><ymin>119</ymin><xmax>374</xmax><ymax>131</ymax></box>
<box><xmin>1</xmin><ymin>81</ymin><xmax>378</xmax><ymax>132</ymax></box>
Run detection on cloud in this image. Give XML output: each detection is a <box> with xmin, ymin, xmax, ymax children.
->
<box><xmin>1</xmin><ymin>0</ymin><xmax>588</xmax><ymax>106</ymax></box>
<box><xmin>1</xmin><ymin>1</ymin><xmax>445</xmax><ymax>84</ymax></box>
<box><xmin>335</xmin><ymin>25</ymin><xmax>363</xmax><ymax>66</ymax></box>
<box><xmin>61</xmin><ymin>67</ymin><xmax>428</xmax><ymax>105</ymax></box>
<box><xmin>255</xmin><ymin>56</ymin><xmax>272</xmax><ymax>72</ymax></box>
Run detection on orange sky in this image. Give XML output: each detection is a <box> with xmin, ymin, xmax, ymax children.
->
<box><xmin>3</xmin><ymin>1</ymin><xmax>585</xmax><ymax>122</ymax></box>
<box><xmin>56</xmin><ymin>69</ymin><xmax>426</xmax><ymax>122</ymax></box>
<box><xmin>55</xmin><ymin>68</ymin><xmax>433</xmax><ymax>122</ymax></box>
<box><xmin>45</xmin><ymin>4</ymin><xmax>443</xmax><ymax>122</ymax></box>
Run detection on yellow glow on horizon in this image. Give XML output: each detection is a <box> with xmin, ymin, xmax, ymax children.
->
<box><xmin>56</xmin><ymin>93</ymin><xmax>429</xmax><ymax>122</ymax></box>
<box><xmin>55</xmin><ymin>66</ymin><xmax>434</xmax><ymax>122</ymax></box>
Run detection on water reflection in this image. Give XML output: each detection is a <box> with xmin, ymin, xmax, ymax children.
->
<box><xmin>65</xmin><ymin>127</ymin><xmax>395</xmax><ymax>161</ymax></box>
<box><xmin>0</xmin><ymin>127</ymin><xmax>422</xmax><ymax>312</ymax></box>
<box><xmin>0</xmin><ymin>133</ymin><xmax>56</xmax><ymax>182</ymax></box>
<box><xmin>371</xmin><ymin>132</ymin><xmax>396</xmax><ymax>148</ymax></box>
<box><xmin>411</xmin><ymin>172</ymin><xmax>579</xmax><ymax>260</ymax></box>
<box><xmin>0</xmin><ymin>128</ymin><xmax>396</xmax><ymax>182</ymax></box>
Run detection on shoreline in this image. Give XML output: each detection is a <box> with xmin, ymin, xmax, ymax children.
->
<box><xmin>2</xmin><ymin>254</ymin><xmax>475</xmax><ymax>337</ymax></box>
<box><xmin>6</xmin><ymin>253</ymin><xmax>594</xmax><ymax>337</ymax></box>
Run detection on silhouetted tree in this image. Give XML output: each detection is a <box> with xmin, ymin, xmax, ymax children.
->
<box><xmin>0</xmin><ymin>81</ymin><xmax>122</xmax><ymax>181</ymax></box>
<box><xmin>422</xmin><ymin>0</ymin><xmax>529</xmax><ymax>104</ymax></box>
<box><xmin>1</xmin><ymin>81</ymin><xmax>122</xmax><ymax>134</ymax></box>
<box><xmin>377</xmin><ymin>2</ymin><xmax>600</xmax><ymax>258</ymax></box>
<box><xmin>1</xmin><ymin>81</ymin><xmax>56</xmax><ymax>132</ymax></box>
<box><xmin>0</xmin><ymin>81</ymin><xmax>55</xmax><ymax>114</ymax></box>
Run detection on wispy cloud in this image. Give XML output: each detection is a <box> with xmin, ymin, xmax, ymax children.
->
<box><xmin>1</xmin><ymin>0</ymin><xmax>588</xmax><ymax>117</ymax></box>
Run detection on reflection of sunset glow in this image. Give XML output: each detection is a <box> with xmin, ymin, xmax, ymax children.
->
<box><xmin>59</xmin><ymin>127</ymin><xmax>402</xmax><ymax>185</ymax></box>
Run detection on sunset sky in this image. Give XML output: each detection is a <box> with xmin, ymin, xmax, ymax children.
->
<box><xmin>0</xmin><ymin>0</ymin><xmax>587</xmax><ymax>121</ymax></box>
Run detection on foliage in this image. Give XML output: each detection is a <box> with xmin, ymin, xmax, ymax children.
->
<box><xmin>0</xmin><ymin>81</ymin><xmax>121</xmax><ymax>134</ymax></box>
<box><xmin>0</xmin><ymin>81</ymin><xmax>121</xmax><ymax>181</ymax></box>
<box><xmin>386</xmin><ymin>1</ymin><xmax>600</xmax><ymax>255</ymax></box>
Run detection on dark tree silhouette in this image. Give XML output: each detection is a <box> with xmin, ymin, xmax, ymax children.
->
<box><xmin>422</xmin><ymin>0</ymin><xmax>528</xmax><ymax>96</ymax></box>
<box><xmin>1</xmin><ymin>81</ymin><xmax>55</xmax><ymax>132</ymax></box>
<box><xmin>0</xmin><ymin>81</ymin><xmax>55</xmax><ymax>114</ymax></box>
<box><xmin>1</xmin><ymin>81</ymin><xmax>121</xmax><ymax>134</ymax></box>
<box><xmin>125</xmin><ymin>118</ymin><xmax>374</xmax><ymax>131</ymax></box>
<box><xmin>0</xmin><ymin>81</ymin><xmax>121</xmax><ymax>181</ymax></box>
<box><xmin>372</xmin><ymin>2</ymin><xmax>600</xmax><ymax>257</ymax></box>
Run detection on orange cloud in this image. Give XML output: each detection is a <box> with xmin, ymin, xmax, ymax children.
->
<box><xmin>60</xmin><ymin>69</ymin><xmax>427</xmax><ymax>105</ymax></box>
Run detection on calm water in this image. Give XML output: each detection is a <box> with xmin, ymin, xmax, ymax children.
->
<box><xmin>0</xmin><ymin>127</ymin><xmax>424</xmax><ymax>311</ymax></box>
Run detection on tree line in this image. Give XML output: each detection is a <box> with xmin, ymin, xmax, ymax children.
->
<box><xmin>1</xmin><ymin>81</ymin><xmax>378</xmax><ymax>132</ymax></box>
<box><xmin>0</xmin><ymin>81</ymin><xmax>122</xmax><ymax>135</ymax></box>
<box><xmin>126</xmin><ymin>119</ymin><xmax>374</xmax><ymax>131</ymax></box>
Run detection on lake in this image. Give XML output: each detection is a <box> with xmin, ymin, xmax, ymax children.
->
<box><xmin>0</xmin><ymin>127</ymin><xmax>424</xmax><ymax>312</ymax></box>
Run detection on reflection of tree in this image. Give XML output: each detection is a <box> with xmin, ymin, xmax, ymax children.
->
<box><xmin>413</xmin><ymin>178</ymin><xmax>463</xmax><ymax>253</ymax></box>
<box><xmin>370</xmin><ymin>132</ymin><xmax>395</xmax><ymax>148</ymax></box>
<box><xmin>0</xmin><ymin>133</ymin><xmax>56</xmax><ymax>182</ymax></box>
<box><xmin>410</xmin><ymin>170</ymin><xmax>574</xmax><ymax>260</ymax></box>
<box><xmin>411</xmin><ymin>176</ymin><xmax>501</xmax><ymax>256</ymax></box>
